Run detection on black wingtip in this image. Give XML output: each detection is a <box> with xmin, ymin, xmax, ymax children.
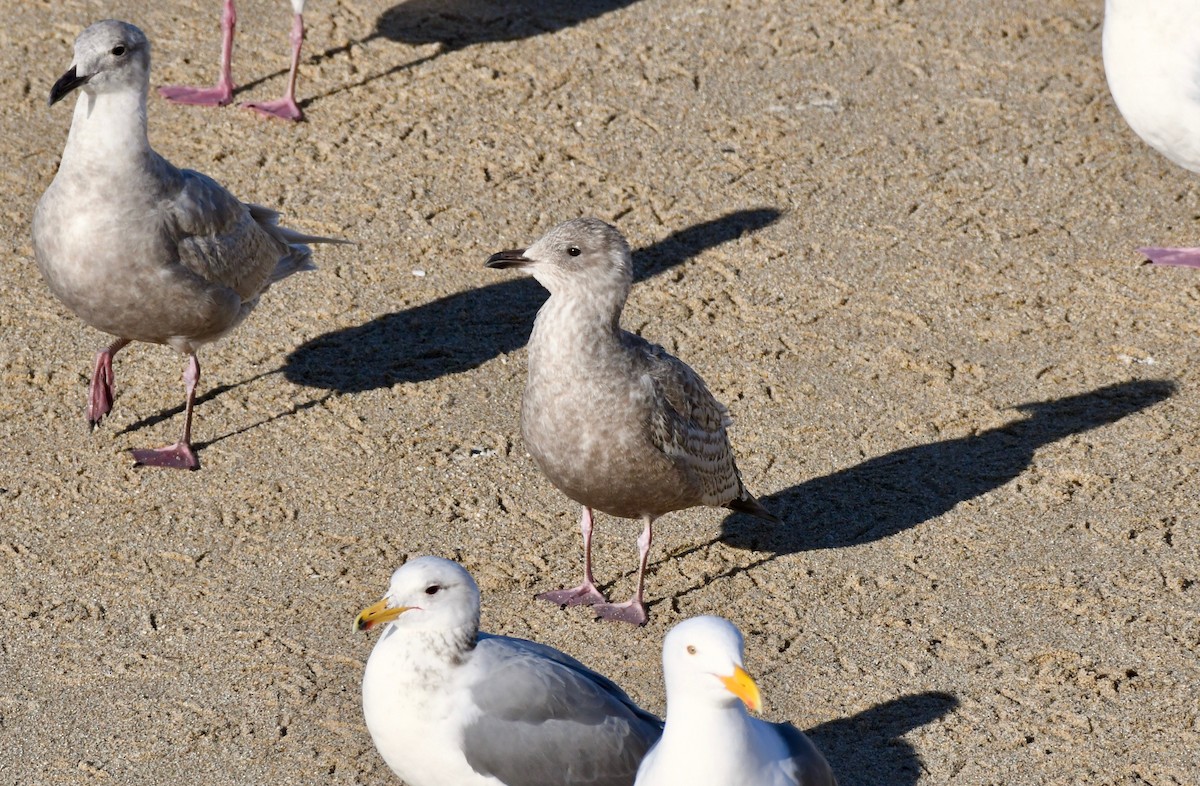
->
<box><xmin>725</xmin><ymin>494</ymin><xmax>781</xmax><ymax>525</ymax></box>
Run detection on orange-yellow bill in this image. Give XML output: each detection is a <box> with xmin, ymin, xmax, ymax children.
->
<box><xmin>355</xmin><ymin>597</ymin><xmax>409</xmax><ymax>631</ymax></box>
<box><xmin>719</xmin><ymin>665</ymin><xmax>763</xmax><ymax>713</ymax></box>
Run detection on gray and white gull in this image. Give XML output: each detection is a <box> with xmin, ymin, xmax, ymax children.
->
<box><xmin>355</xmin><ymin>556</ymin><xmax>663</xmax><ymax>786</ymax></box>
<box><xmin>487</xmin><ymin>218</ymin><xmax>779</xmax><ymax>625</ymax></box>
<box><xmin>635</xmin><ymin>616</ymin><xmax>837</xmax><ymax>786</ymax></box>
<box><xmin>33</xmin><ymin>20</ymin><xmax>341</xmax><ymax>469</ymax></box>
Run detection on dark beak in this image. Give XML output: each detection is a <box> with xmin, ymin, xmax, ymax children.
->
<box><xmin>49</xmin><ymin>66</ymin><xmax>90</xmax><ymax>106</ymax></box>
<box><xmin>485</xmin><ymin>249</ymin><xmax>530</xmax><ymax>269</ymax></box>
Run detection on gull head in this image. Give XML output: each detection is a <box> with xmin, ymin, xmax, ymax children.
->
<box><xmin>662</xmin><ymin>615</ymin><xmax>764</xmax><ymax>713</ymax></box>
<box><xmin>355</xmin><ymin>556</ymin><xmax>481</xmax><ymax>636</ymax></box>
<box><xmin>50</xmin><ymin>20</ymin><xmax>150</xmax><ymax>106</ymax></box>
<box><xmin>486</xmin><ymin>217</ymin><xmax>633</xmax><ymax>297</ymax></box>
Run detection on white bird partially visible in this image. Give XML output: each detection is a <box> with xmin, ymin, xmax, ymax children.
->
<box><xmin>1103</xmin><ymin>0</ymin><xmax>1200</xmax><ymax>267</ymax></box>
<box><xmin>356</xmin><ymin>556</ymin><xmax>663</xmax><ymax>786</ymax></box>
<box><xmin>159</xmin><ymin>0</ymin><xmax>311</xmax><ymax>121</ymax></box>
<box><xmin>635</xmin><ymin>616</ymin><xmax>837</xmax><ymax>786</ymax></box>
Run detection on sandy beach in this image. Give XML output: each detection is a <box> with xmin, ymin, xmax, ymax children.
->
<box><xmin>1</xmin><ymin>0</ymin><xmax>1197</xmax><ymax>783</ymax></box>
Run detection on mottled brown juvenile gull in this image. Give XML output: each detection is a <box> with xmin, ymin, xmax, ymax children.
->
<box><xmin>486</xmin><ymin>218</ymin><xmax>779</xmax><ymax>625</ymax></box>
<box><xmin>159</xmin><ymin>0</ymin><xmax>311</xmax><ymax>121</ymax></box>
<box><xmin>635</xmin><ymin>616</ymin><xmax>837</xmax><ymax>786</ymax></box>
<box><xmin>33</xmin><ymin>20</ymin><xmax>341</xmax><ymax>469</ymax></box>
<box><xmin>356</xmin><ymin>556</ymin><xmax>663</xmax><ymax>786</ymax></box>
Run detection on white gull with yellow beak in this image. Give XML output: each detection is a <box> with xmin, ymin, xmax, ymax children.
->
<box><xmin>635</xmin><ymin>616</ymin><xmax>836</xmax><ymax>786</ymax></box>
<box><xmin>356</xmin><ymin>556</ymin><xmax>662</xmax><ymax>786</ymax></box>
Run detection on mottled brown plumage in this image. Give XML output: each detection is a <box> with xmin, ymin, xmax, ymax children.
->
<box><xmin>487</xmin><ymin>218</ymin><xmax>777</xmax><ymax>625</ymax></box>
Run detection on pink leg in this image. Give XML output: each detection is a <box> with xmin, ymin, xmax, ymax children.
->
<box><xmin>132</xmin><ymin>354</ymin><xmax>200</xmax><ymax>470</ymax></box>
<box><xmin>159</xmin><ymin>0</ymin><xmax>236</xmax><ymax>107</ymax></box>
<box><xmin>87</xmin><ymin>338</ymin><xmax>131</xmax><ymax>428</ymax></box>
<box><xmin>537</xmin><ymin>507</ymin><xmax>608</xmax><ymax>607</ymax></box>
<box><xmin>243</xmin><ymin>12</ymin><xmax>304</xmax><ymax>121</ymax></box>
<box><xmin>593</xmin><ymin>517</ymin><xmax>653</xmax><ymax>626</ymax></box>
<box><xmin>1139</xmin><ymin>246</ymin><xmax>1200</xmax><ymax>268</ymax></box>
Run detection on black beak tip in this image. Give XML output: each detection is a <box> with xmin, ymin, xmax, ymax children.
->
<box><xmin>49</xmin><ymin>66</ymin><xmax>88</xmax><ymax>107</ymax></box>
<box><xmin>485</xmin><ymin>249</ymin><xmax>530</xmax><ymax>269</ymax></box>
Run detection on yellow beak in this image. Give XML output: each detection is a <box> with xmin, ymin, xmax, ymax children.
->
<box><xmin>355</xmin><ymin>597</ymin><xmax>410</xmax><ymax>631</ymax></box>
<box><xmin>719</xmin><ymin>665</ymin><xmax>763</xmax><ymax>713</ymax></box>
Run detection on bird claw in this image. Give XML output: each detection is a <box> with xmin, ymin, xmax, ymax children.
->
<box><xmin>537</xmin><ymin>584</ymin><xmax>607</xmax><ymax>608</ymax></box>
<box><xmin>158</xmin><ymin>84</ymin><xmax>233</xmax><ymax>107</ymax></box>
<box><xmin>592</xmin><ymin>599</ymin><xmax>649</xmax><ymax>626</ymax></box>
<box><xmin>241</xmin><ymin>98</ymin><xmax>302</xmax><ymax>122</ymax></box>
<box><xmin>1138</xmin><ymin>246</ymin><xmax>1200</xmax><ymax>268</ymax></box>
<box><xmin>131</xmin><ymin>442</ymin><xmax>200</xmax><ymax>470</ymax></box>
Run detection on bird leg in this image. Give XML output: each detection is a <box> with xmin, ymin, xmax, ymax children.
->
<box><xmin>537</xmin><ymin>507</ymin><xmax>608</xmax><ymax>607</ymax></box>
<box><xmin>131</xmin><ymin>354</ymin><xmax>200</xmax><ymax>470</ymax></box>
<box><xmin>593</xmin><ymin>516</ymin><xmax>653</xmax><ymax>626</ymax></box>
<box><xmin>159</xmin><ymin>0</ymin><xmax>237</xmax><ymax>107</ymax></box>
<box><xmin>87</xmin><ymin>338</ymin><xmax>131</xmax><ymax>428</ymax></box>
<box><xmin>243</xmin><ymin>12</ymin><xmax>304</xmax><ymax>121</ymax></box>
<box><xmin>1139</xmin><ymin>246</ymin><xmax>1200</xmax><ymax>268</ymax></box>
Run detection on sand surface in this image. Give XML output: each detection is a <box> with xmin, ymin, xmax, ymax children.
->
<box><xmin>1</xmin><ymin>1</ymin><xmax>1198</xmax><ymax>784</ymax></box>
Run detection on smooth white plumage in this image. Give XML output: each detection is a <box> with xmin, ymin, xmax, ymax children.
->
<box><xmin>1103</xmin><ymin>0</ymin><xmax>1200</xmax><ymax>266</ymax></box>
<box><xmin>357</xmin><ymin>557</ymin><xmax>662</xmax><ymax>786</ymax></box>
<box><xmin>635</xmin><ymin>616</ymin><xmax>836</xmax><ymax>786</ymax></box>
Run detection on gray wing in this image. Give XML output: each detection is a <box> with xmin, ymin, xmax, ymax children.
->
<box><xmin>775</xmin><ymin>722</ymin><xmax>838</xmax><ymax>786</ymax></box>
<box><xmin>162</xmin><ymin>161</ymin><xmax>316</xmax><ymax>302</ymax></box>
<box><xmin>625</xmin><ymin>332</ymin><xmax>744</xmax><ymax>507</ymax></box>
<box><xmin>461</xmin><ymin>635</ymin><xmax>663</xmax><ymax>786</ymax></box>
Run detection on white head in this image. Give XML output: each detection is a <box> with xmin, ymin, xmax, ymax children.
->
<box><xmin>355</xmin><ymin>556</ymin><xmax>481</xmax><ymax>637</ymax></box>
<box><xmin>50</xmin><ymin>20</ymin><xmax>151</xmax><ymax>106</ymax></box>
<box><xmin>486</xmin><ymin>217</ymin><xmax>634</xmax><ymax>301</ymax></box>
<box><xmin>661</xmin><ymin>615</ymin><xmax>763</xmax><ymax>713</ymax></box>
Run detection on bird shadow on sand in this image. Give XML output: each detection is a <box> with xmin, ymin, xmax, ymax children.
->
<box><xmin>243</xmin><ymin>0</ymin><xmax>646</xmax><ymax>106</ymax></box>
<box><xmin>718</xmin><ymin>379</ymin><xmax>1175</xmax><ymax>555</ymax></box>
<box><xmin>808</xmin><ymin>691</ymin><xmax>959</xmax><ymax>786</ymax></box>
<box><xmin>280</xmin><ymin>208</ymin><xmax>782</xmax><ymax>393</ymax></box>
<box><xmin>115</xmin><ymin>369</ymin><xmax>329</xmax><ymax>453</ymax></box>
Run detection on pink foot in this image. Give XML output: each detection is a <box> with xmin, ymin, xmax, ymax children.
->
<box><xmin>241</xmin><ymin>97</ymin><xmax>303</xmax><ymax>122</ymax></box>
<box><xmin>537</xmin><ymin>583</ymin><xmax>607</xmax><ymax>607</ymax></box>
<box><xmin>592</xmin><ymin>598</ymin><xmax>649</xmax><ymax>626</ymax></box>
<box><xmin>88</xmin><ymin>366</ymin><xmax>115</xmax><ymax>428</ymax></box>
<box><xmin>131</xmin><ymin>442</ymin><xmax>200</xmax><ymax>471</ymax></box>
<box><xmin>1139</xmin><ymin>246</ymin><xmax>1200</xmax><ymax>268</ymax></box>
<box><xmin>158</xmin><ymin>84</ymin><xmax>234</xmax><ymax>107</ymax></box>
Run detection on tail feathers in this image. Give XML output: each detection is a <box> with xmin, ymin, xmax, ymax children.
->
<box><xmin>270</xmin><ymin>244</ymin><xmax>317</xmax><ymax>284</ymax></box>
<box><xmin>725</xmin><ymin>491</ymin><xmax>781</xmax><ymax>524</ymax></box>
<box><xmin>249</xmin><ymin>202</ymin><xmax>352</xmax><ymax>247</ymax></box>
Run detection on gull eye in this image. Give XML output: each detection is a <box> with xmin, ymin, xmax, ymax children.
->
<box><xmin>686</xmin><ymin>645</ymin><xmax>697</xmax><ymax>655</ymax></box>
<box><xmin>567</xmin><ymin>246</ymin><xmax>581</xmax><ymax>257</ymax></box>
<box><xmin>111</xmin><ymin>45</ymin><xmax>127</xmax><ymax>56</ymax></box>
<box><xmin>424</xmin><ymin>584</ymin><xmax>441</xmax><ymax>596</ymax></box>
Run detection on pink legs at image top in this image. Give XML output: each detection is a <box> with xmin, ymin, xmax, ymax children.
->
<box><xmin>158</xmin><ymin>0</ymin><xmax>237</xmax><ymax>107</ymax></box>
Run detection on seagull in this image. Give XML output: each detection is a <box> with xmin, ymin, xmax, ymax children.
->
<box><xmin>1103</xmin><ymin>0</ymin><xmax>1200</xmax><ymax>267</ymax></box>
<box><xmin>356</xmin><ymin>556</ymin><xmax>663</xmax><ymax>786</ymax></box>
<box><xmin>159</xmin><ymin>0</ymin><xmax>310</xmax><ymax>121</ymax></box>
<box><xmin>635</xmin><ymin>616</ymin><xmax>837</xmax><ymax>786</ymax></box>
<box><xmin>33</xmin><ymin>20</ymin><xmax>341</xmax><ymax>469</ymax></box>
<box><xmin>486</xmin><ymin>218</ymin><xmax>779</xmax><ymax>625</ymax></box>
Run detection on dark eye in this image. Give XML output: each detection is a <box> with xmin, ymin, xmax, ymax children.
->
<box><xmin>111</xmin><ymin>45</ymin><xmax>126</xmax><ymax>56</ymax></box>
<box><xmin>567</xmin><ymin>246</ymin><xmax>581</xmax><ymax>257</ymax></box>
<box><xmin>424</xmin><ymin>584</ymin><xmax>441</xmax><ymax>595</ymax></box>
<box><xmin>686</xmin><ymin>645</ymin><xmax>697</xmax><ymax>655</ymax></box>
